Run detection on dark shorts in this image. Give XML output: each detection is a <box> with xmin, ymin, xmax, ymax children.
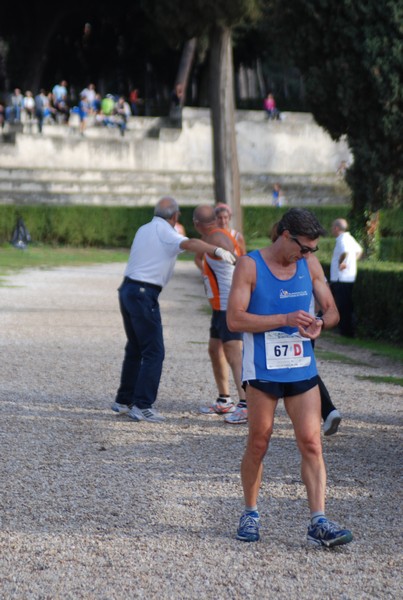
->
<box><xmin>244</xmin><ymin>376</ymin><xmax>319</xmax><ymax>398</ymax></box>
<box><xmin>210</xmin><ymin>310</ymin><xmax>243</xmax><ymax>343</ymax></box>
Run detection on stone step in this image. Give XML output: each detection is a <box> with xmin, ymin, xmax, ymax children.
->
<box><xmin>0</xmin><ymin>167</ymin><xmax>214</xmax><ymax>185</ymax></box>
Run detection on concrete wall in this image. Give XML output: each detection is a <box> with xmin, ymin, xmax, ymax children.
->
<box><xmin>0</xmin><ymin>108</ymin><xmax>351</xmax><ymax>176</ymax></box>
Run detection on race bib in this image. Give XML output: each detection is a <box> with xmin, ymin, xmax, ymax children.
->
<box><xmin>264</xmin><ymin>331</ymin><xmax>311</xmax><ymax>369</ymax></box>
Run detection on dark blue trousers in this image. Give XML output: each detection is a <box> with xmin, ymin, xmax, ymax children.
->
<box><xmin>331</xmin><ymin>281</ymin><xmax>355</xmax><ymax>337</ymax></box>
<box><xmin>115</xmin><ymin>279</ymin><xmax>164</xmax><ymax>409</ymax></box>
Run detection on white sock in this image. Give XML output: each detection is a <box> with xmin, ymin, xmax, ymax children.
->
<box><xmin>311</xmin><ymin>511</ymin><xmax>326</xmax><ymax>525</ymax></box>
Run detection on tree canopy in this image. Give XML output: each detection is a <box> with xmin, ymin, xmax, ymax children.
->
<box><xmin>266</xmin><ymin>0</ymin><xmax>402</xmax><ymax>231</ymax></box>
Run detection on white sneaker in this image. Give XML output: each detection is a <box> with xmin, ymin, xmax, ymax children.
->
<box><xmin>224</xmin><ymin>405</ymin><xmax>248</xmax><ymax>424</ymax></box>
<box><xmin>128</xmin><ymin>405</ymin><xmax>165</xmax><ymax>423</ymax></box>
<box><xmin>199</xmin><ymin>398</ymin><xmax>236</xmax><ymax>415</ymax></box>
<box><xmin>323</xmin><ymin>409</ymin><xmax>341</xmax><ymax>436</ymax></box>
<box><xmin>111</xmin><ymin>402</ymin><xmax>130</xmax><ymax>415</ymax></box>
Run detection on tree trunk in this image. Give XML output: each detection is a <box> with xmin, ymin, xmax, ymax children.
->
<box><xmin>170</xmin><ymin>37</ymin><xmax>197</xmax><ymax>125</ymax></box>
<box><xmin>209</xmin><ymin>25</ymin><xmax>242</xmax><ymax>234</ymax></box>
<box><xmin>174</xmin><ymin>37</ymin><xmax>197</xmax><ymax>107</ymax></box>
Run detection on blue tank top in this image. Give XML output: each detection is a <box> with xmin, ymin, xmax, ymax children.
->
<box><xmin>243</xmin><ymin>250</ymin><xmax>317</xmax><ymax>383</ymax></box>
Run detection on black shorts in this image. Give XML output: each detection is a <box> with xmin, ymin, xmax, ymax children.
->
<box><xmin>244</xmin><ymin>376</ymin><xmax>319</xmax><ymax>398</ymax></box>
<box><xmin>210</xmin><ymin>310</ymin><xmax>243</xmax><ymax>343</ymax></box>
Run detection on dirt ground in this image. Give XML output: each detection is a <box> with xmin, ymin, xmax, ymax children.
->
<box><xmin>0</xmin><ymin>261</ymin><xmax>401</xmax><ymax>599</ymax></box>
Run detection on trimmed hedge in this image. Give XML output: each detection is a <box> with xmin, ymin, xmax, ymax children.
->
<box><xmin>1</xmin><ymin>204</ymin><xmax>402</xmax><ymax>249</ymax></box>
<box><xmin>0</xmin><ymin>205</ymin><xmax>155</xmax><ymax>247</ymax></box>
<box><xmin>0</xmin><ymin>204</ymin><xmax>401</xmax><ymax>343</ymax></box>
<box><xmin>353</xmin><ymin>262</ymin><xmax>403</xmax><ymax>343</ymax></box>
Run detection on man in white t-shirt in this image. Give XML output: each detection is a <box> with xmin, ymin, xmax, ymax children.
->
<box><xmin>330</xmin><ymin>219</ymin><xmax>363</xmax><ymax>337</ymax></box>
<box><xmin>111</xmin><ymin>196</ymin><xmax>236</xmax><ymax>423</ymax></box>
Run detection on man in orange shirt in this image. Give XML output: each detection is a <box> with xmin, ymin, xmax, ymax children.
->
<box><xmin>193</xmin><ymin>205</ymin><xmax>247</xmax><ymax>424</ymax></box>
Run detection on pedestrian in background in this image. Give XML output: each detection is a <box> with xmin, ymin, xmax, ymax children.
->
<box><xmin>111</xmin><ymin>196</ymin><xmax>236</xmax><ymax>423</ymax></box>
<box><xmin>193</xmin><ymin>205</ymin><xmax>247</xmax><ymax>424</ymax></box>
<box><xmin>330</xmin><ymin>219</ymin><xmax>363</xmax><ymax>337</ymax></box>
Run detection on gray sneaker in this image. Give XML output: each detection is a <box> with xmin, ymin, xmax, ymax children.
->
<box><xmin>323</xmin><ymin>409</ymin><xmax>341</xmax><ymax>436</ymax></box>
<box><xmin>128</xmin><ymin>405</ymin><xmax>165</xmax><ymax>423</ymax></box>
<box><xmin>111</xmin><ymin>402</ymin><xmax>130</xmax><ymax>415</ymax></box>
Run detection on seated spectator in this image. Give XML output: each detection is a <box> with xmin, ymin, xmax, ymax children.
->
<box><xmin>52</xmin><ymin>80</ymin><xmax>70</xmax><ymax>123</ymax></box>
<box><xmin>80</xmin><ymin>83</ymin><xmax>97</xmax><ymax>114</ymax></box>
<box><xmin>23</xmin><ymin>90</ymin><xmax>35</xmax><ymax>121</ymax></box>
<box><xmin>264</xmin><ymin>92</ymin><xmax>280</xmax><ymax>120</ymax></box>
<box><xmin>99</xmin><ymin>94</ymin><xmax>115</xmax><ymax>126</ymax></box>
<box><xmin>44</xmin><ymin>92</ymin><xmax>57</xmax><ymax>123</ymax></box>
<box><xmin>92</xmin><ymin>93</ymin><xmax>102</xmax><ymax>116</ymax></box>
<box><xmin>114</xmin><ymin>96</ymin><xmax>131</xmax><ymax>136</ymax></box>
<box><xmin>5</xmin><ymin>88</ymin><xmax>24</xmax><ymax>123</ymax></box>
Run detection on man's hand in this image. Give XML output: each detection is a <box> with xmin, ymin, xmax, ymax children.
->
<box><xmin>285</xmin><ymin>310</ymin><xmax>314</xmax><ymax>329</ymax></box>
<box><xmin>298</xmin><ymin>318</ymin><xmax>322</xmax><ymax>340</ymax></box>
<box><xmin>214</xmin><ymin>247</ymin><xmax>236</xmax><ymax>265</ymax></box>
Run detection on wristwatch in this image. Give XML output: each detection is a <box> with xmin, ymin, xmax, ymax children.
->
<box><xmin>316</xmin><ymin>317</ymin><xmax>325</xmax><ymax>329</ymax></box>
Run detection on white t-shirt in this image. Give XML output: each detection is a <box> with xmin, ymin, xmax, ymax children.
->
<box><xmin>330</xmin><ymin>232</ymin><xmax>363</xmax><ymax>283</ymax></box>
<box><xmin>124</xmin><ymin>217</ymin><xmax>188</xmax><ymax>288</ymax></box>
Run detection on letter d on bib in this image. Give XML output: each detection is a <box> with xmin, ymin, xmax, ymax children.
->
<box><xmin>294</xmin><ymin>343</ymin><xmax>302</xmax><ymax>356</ymax></box>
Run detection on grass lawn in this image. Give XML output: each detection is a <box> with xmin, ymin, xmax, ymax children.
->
<box><xmin>0</xmin><ymin>244</ymin><xmax>128</xmax><ymax>277</ymax></box>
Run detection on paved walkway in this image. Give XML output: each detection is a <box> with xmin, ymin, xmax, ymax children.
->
<box><xmin>0</xmin><ymin>261</ymin><xmax>401</xmax><ymax>599</ymax></box>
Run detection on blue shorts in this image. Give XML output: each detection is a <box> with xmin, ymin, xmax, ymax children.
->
<box><xmin>210</xmin><ymin>310</ymin><xmax>243</xmax><ymax>343</ymax></box>
<box><xmin>244</xmin><ymin>376</ymin><xmax>319</xmax><ymax>398</ymax></box>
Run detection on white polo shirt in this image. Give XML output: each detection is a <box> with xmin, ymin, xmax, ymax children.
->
<box><xmin>124</xmin><ymin>217</ymin><xmax>188</xmax><ymax>288</ymax></box>
<box><xmin>330</xmin><ymin>232</ymin><xmax>363</xmax><ymax>283</ymax></box>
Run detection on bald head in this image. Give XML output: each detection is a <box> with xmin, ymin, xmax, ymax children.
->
<box><xmin>332</xmin><ymin>218</ymin><xmax>348</xmax><ymax>237</ymax></box>
<box><xmin>154</xmin><ymin>196</ymin><xmax>180</xmax><ymax>220</ymax></box>
<box><xmin>193</xmin><ymin>205</ymin><xmax>217</xmax><ymax>225</ymax></box>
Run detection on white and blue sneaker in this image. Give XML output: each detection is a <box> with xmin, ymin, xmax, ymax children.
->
<box><xmin>128</xmin><ymin>405</ymin><xmax>165</xmax><ymax>423</ymax></box>
<box><xmin>236</xmin><ymin>511</ymin><xmax>260</xmax><ymax>542</ymax></box>
<box><xmin>111</xmin><ymin>402</ymin><xmax>130</xmax><ymax>415</ymax></box>
<box><xmin>307</xmin><ymin>518</ymin><xmax>353</xmax><ymax>548</ymax></box>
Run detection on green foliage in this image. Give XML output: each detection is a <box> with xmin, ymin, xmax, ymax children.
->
<box><xmin>268</xmin><ymin>0</ymin><xmax>403</xmax><ymax>235</ymax></box>
<box><xmin>241</xmin><ymin>205</ymin><xmax>352</xmax><ymax>239</ymax></box>
<box><xmin>353</xmin><ymin>262</ymin><xmax>403</xmax><ymax>343</ymax></box>
<box><xmin>0</xmin><ymin>206</ymin><xmax>154</xmax><ymax>247</ymax></box>
<box><xmin>143</xmin><ymin>0</ymin><xmax>262</xmax><ymax>47</ymax></box>
<box><xmin>2</xmin><ymin>205</ymin><xmax>401</xmax><ymax>258</ymax></box>
<box><xmin>379</xmin><ymin>238</ymin><xmax>403</xmax><ymax>262</ymax></box>
<box><xmin>379</xmin><ymin>207</ymin><xmax>403</xmax><ymax>236</ymax></box>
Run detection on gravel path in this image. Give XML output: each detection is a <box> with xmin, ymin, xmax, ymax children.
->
<box><xmin>0</xmin><ymin>261</ymin><xmax>401</xmax><ymax>600</ymax></box>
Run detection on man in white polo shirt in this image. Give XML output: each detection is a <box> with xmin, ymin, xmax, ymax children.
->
<box><xmin>330</xmin><ymin>218</ymin><xmax>363</xmax><ymax>337</ymax></box>
<box><xmin>111</xmin><ymin>196</ymin><xmax>236</xmax><ymax>423</ymax></box>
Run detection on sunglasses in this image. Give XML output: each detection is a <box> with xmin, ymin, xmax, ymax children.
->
<box><xmin>290</xmin><ymin>236</ymin><xmax>319</xmax><ymax>254</ymax></box>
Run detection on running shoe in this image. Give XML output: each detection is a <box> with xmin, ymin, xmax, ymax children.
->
<box><xmin>224</xmin><ymin>405</ymin><xmax>248</xmax><ymax>424</ymax></box>
<box><xmin>128</xmin><ymin>405</ymin><xmax>165</xmax><ymax>423</ymax></box>
<box><xmin>237</xmin><ymin>511</ymin><xmax>260</xmax><ymax>542</ymax></box>
<box><xmin>307</xmin><ymin>517</ymin><xmax>353</xmax><ymax>548</ymax></box>
<box><xmin>111</xmin><ymin>401</ymin><xmax>130</xmax><ymax>415</ymax></box>
<box><xmin>199</xmin><ymin>398</ymin><xmax>236</xmax><ymax>415</ymax></box>
<box><xmin>323</xmin><ymin>409</ymin><xmax>341</xmax><ymax>436</ymax></box>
